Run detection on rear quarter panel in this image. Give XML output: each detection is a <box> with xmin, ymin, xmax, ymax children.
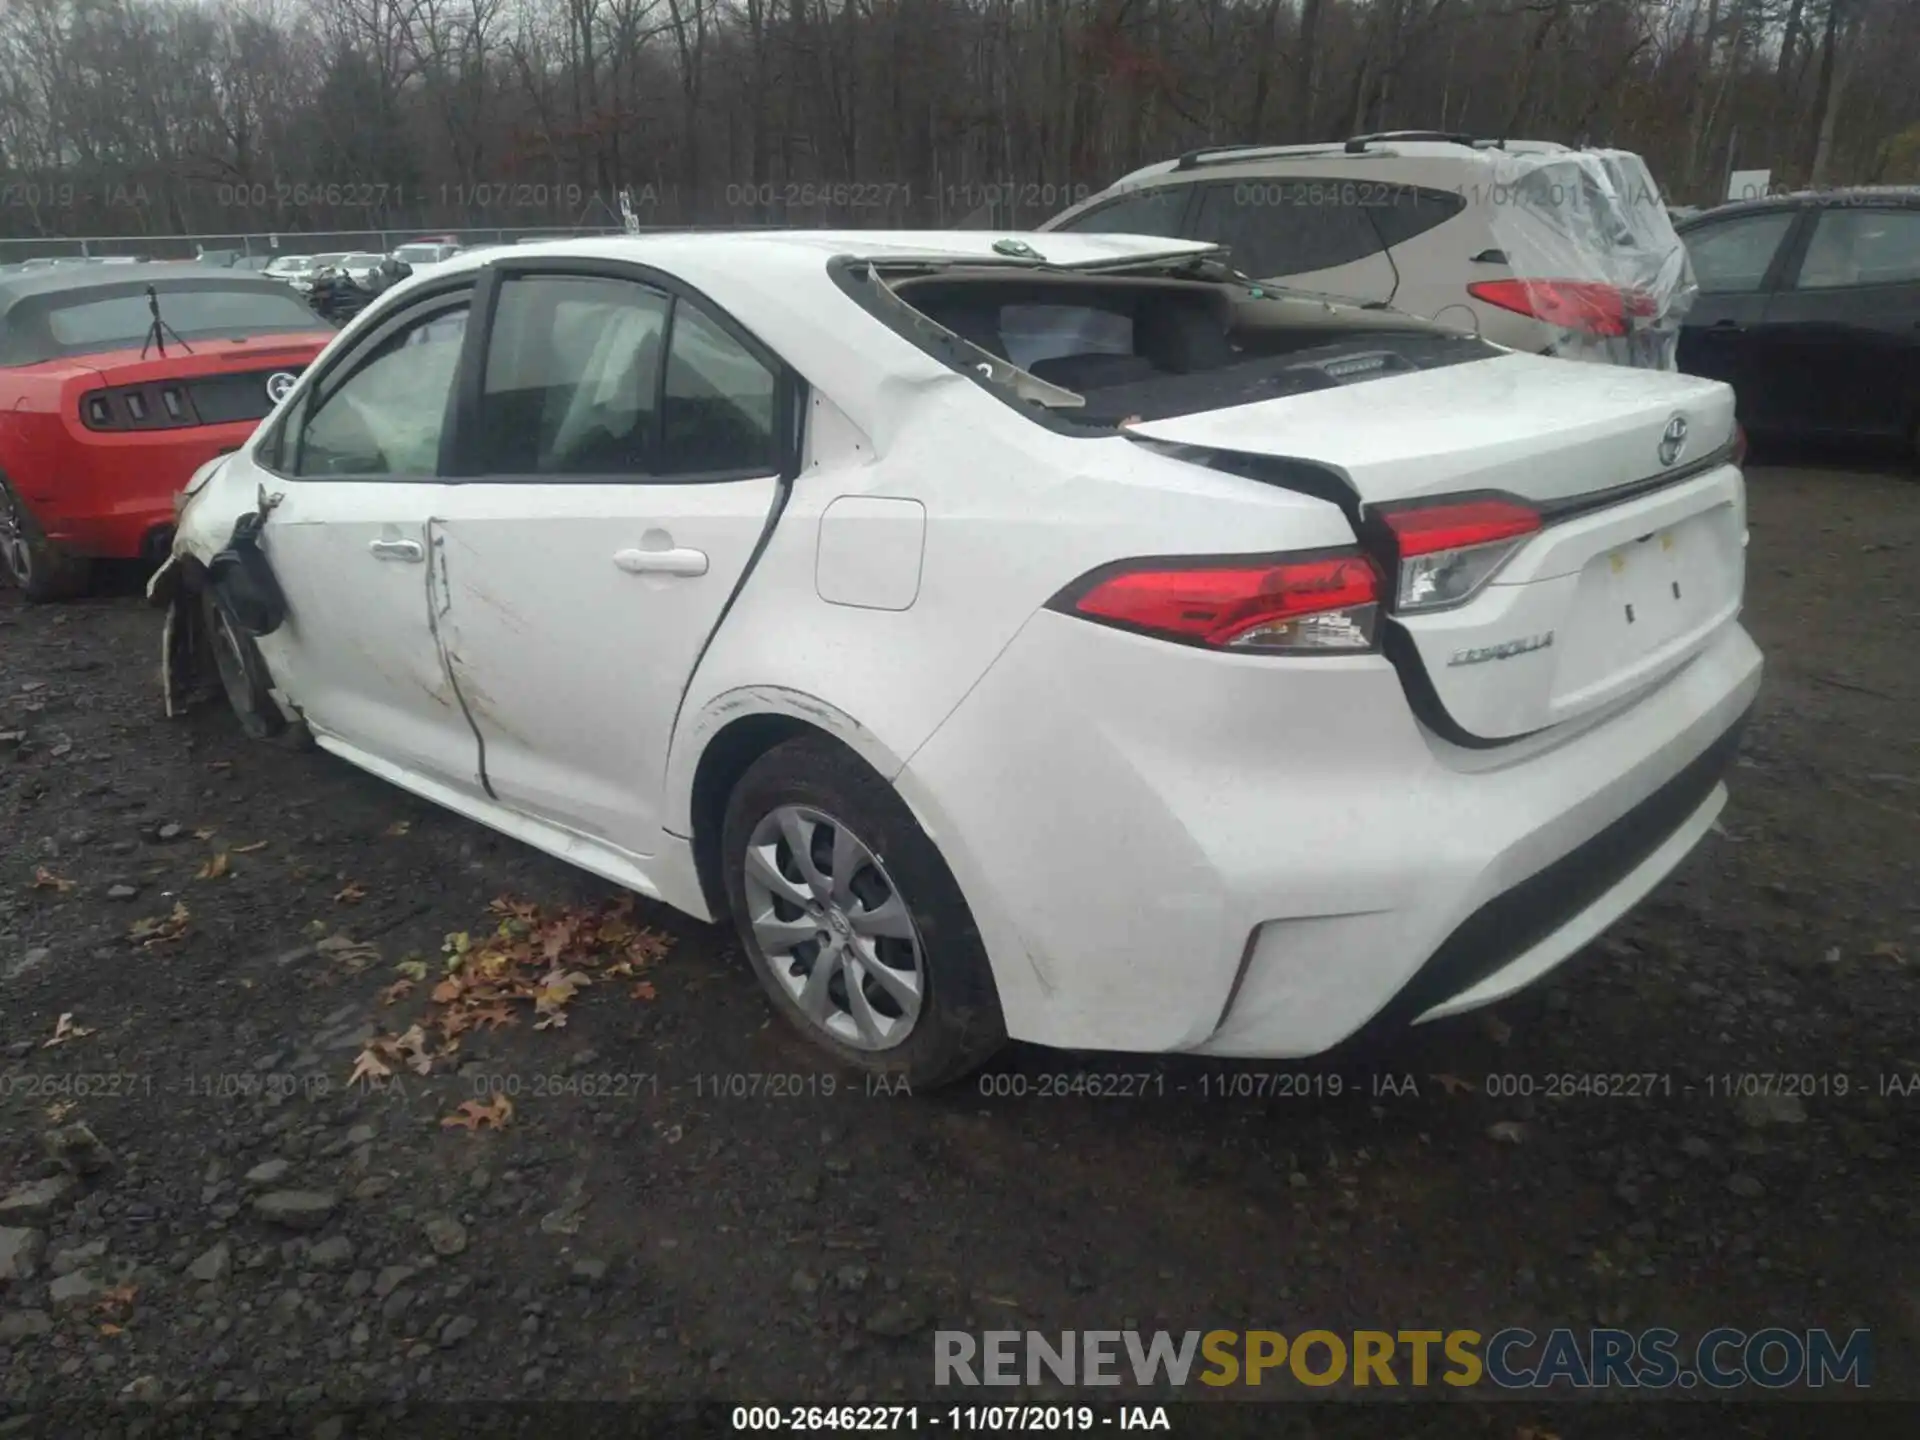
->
<box><xmin>663</xmin><ymin>379</ymin><xmax>1356</xmax><ymax>831</ymax></box>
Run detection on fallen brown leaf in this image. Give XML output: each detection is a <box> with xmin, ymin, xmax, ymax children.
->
<box><xmin>192</xmin><ymin>827</ymin><xmax>216</xmax><ymax>841</ymax></box>
<box><xmin>93</xmin><ymin>1283</ymin><xmax>138</xmax><ymax>1317</ymax></box>
<box><xmin>43</xmin><ymin>1012</ymin><xmax>97</xmax><ymax>1048</ymax></box>
<box><xmin>195</xmin><ymin>851</ymin><xmax>230</xmax><ymax>881</ymax></box>
<box><xmin>382</xmin><ymin>820</ymin><xmax>411</xmax><ymax>837</ymax></box>
<box><xmin>346</xmin><ymin>1048</ymin><xmax>393</xmax><ymax>1087</ymax></box>
<box><xmin>1487</xmin><ymin>1120</ymin><xmax>1528</xmax><ymax>1144</ymax></box>
<box><xmin>379</xmin><ymin>979</ymin><xmax>415</xmax><ymax>1005</ymax></box>
<box><xmin>31</xmin><ymin>866</ymin><xmax>75</xmax><ymax>893</ymax></box>
<box><xmin>98</xmin><ymin>1322</ymin><xmax>125</xmax><ymax>1337</ymax></box>
<box><xmin>441</xmin><ymin>1094</ymin><xmax>513</xmax><ymax>1132</ymax></box>
<box><xmin>233</xmin><ymin>840</ymin><xmax>270</xmax><ymax>854</ymax></box>
<box><xmin>334</xmin><ymin>882</ymin><xmax>367</xmax><ymax>905</ymax></box>
<box><xmin>630</xmin><ymin>980</ymin><xmax>658</xmax><ymax>1001</ymax></box>
<box><xmin>128</xmin><ymin>902</ymin><xmax>190</xmax><ymax>947</ymax></box>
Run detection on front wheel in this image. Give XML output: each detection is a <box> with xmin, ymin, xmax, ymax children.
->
<box><xmin>0</xmin><ymin>479</ymin><xmax>92</xmax><ymax>602</ymax></box>
<box><xmin>720</xmin><ymin>735</ymin><xmax>1007</xmax><ymax>1089</ymax></box>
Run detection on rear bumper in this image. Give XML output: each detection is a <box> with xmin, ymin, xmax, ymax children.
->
<box><xmin>22</xmin><ymin>423</ymin><xmax>256</xmax><ymax>560</ymax></box>
<box><xmin>899</xmin><ymin>611</ymin><xmax>1762</xmax><ymax>1058</ymax></box>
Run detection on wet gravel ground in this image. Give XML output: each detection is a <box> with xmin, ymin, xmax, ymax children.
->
<box><xmin>1</xmin><ymin>460</ymin><xmax>1917</xmax><ymax>1435</ymax></box>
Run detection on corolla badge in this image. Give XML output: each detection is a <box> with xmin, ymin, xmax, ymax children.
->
<box><xmin>265</xmin><ymin>372</ymin><xmax>298</xmax><ymax>405</ymax></box>
<box><xmin>1448</xmin><ymin>631</ymin><xmax>1554</xmax><ymax>667</ymax></box>
<box><xmin>1659</xmin><ymin>413</ymin><xmax>1688</xmax><ymax>467</ymax></box>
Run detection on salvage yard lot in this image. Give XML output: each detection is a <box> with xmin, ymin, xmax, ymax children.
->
<box><xmin>2</xmin><ymin>462</ymin><xmax>1918</xmax><ymax>1417</ymax></box>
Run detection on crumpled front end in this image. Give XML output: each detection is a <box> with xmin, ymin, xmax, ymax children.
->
<box><xmin>149</xmin><ymin>452</ymin><xmax>289</xmax><ymax>730</ymax></box>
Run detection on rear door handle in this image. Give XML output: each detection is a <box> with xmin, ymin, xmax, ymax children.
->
<box><xmin>368</xmin><ymin>539</ymin><xmax>424</xmax><ymax>562</ymax></box>
<box><xmin>615</xmin><ymin>546</ymin><xmax>708</xmax><ymax>577</ymax></box>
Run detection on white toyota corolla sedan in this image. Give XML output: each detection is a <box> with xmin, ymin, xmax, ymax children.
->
<box><xmin>152</xmin><ymin>231</ymin><xmax>1762</xmax><ymax>1086</ymax></box>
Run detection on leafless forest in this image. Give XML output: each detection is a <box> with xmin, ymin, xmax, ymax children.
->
<box><xmin>1</xmin><ymin>0</ymin><xmax>1917</xmax><ymax>241</ymax></box>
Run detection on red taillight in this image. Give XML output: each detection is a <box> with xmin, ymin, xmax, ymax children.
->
<box><xmin>1058</xmin><ymin>551</ymin><xmax>1382</xmax><ymax>653</ymax></box>
<box><xmin>1466</xmin><ymin>278</ymin><xmax>1657</xmax><ymax>338</ymax></box>
<box><xmin>1375</xmin><ymin>497</ymin><xmax>1542</xmax><ymax>612</ymax></box>
<box><xmin>1731</xmin><ymin>422</ymin><xmax>1748</xmax><ymax>467</ymax></box>
<box><xmin>1379</xmin><ymin>498</ymin><xmax>1542</xmax><ymax>557</ymax></box>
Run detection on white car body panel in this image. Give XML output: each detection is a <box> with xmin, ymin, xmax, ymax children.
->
<box><xmin>164</xmin><ymin>228</ymin><xmax>1762</xmax><ymax>1063</ymax></box>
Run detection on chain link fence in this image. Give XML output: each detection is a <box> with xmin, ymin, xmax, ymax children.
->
<box><xmin>0</xmin><ymin>225</ymin><xmax>649</xmax><ymax>265</ymax></box>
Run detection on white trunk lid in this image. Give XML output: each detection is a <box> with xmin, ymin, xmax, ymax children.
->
<box><xmin>1130</xmin><ymin>353</ymin><xmax>1746</xmax><ymax>740</ymax></box>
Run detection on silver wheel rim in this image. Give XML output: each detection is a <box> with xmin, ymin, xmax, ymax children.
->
<box><xmin>0</xmin><ymin>486</ymin><xmax>32</xmax><ymax>587</ymax></box>
<box><xmin>741</xmin><ymin>805</ymin><xmax>925</xmax><ymax>1050</ymax></box>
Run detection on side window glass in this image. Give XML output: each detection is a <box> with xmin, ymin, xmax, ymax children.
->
<box><xmin>476</xmin><ymin>275</ymin><xmax>671</xmax><ymax>475</ymax></box>
<box><xmin>1372</xmin><ymin>189</ymin><xmax>1469</xmax><ymax>248</ymax></box>
<box><xmin>1683</xmin><ymin>213</ymin><xmax>1797</xmax><ymax>294</ymax></box>
<box><xmin>1189</xmin><ymin>182</ymin><xmax>1383</xmax><ymax>277</ymax></box>
<box><xmin>1794</xmin><ymin>208</ymin><xmax>1920</xmax><ymax>290</ymax></box>
<box><xmin>1050</xmin><ymin>187</ymin><xmax>1191</xmax><ymax>237</ymax></box>
<box><xmin>661</xmin><ymin>301</ymin><xmax>779</xmax><ymax>475</ymax></box>
<box><xmin>294</xmin><ymin>305</ymin><xmax>468</xmax><ymax>477</ymax></box>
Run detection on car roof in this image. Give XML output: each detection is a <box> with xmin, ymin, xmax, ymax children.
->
<box><xmin>1681</xmin><ymin>186</ymin><xmax>1920</xmax><ymax>225</ymax></box>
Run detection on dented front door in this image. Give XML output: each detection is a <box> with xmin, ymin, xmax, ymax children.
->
<box><xmin>259</xmin><ymin>485</ymin><xmax>482</xmax><ymax>797</ymax></box>
<box><xmin>248</xmin><ymin>295</ymin><xmax>487</xmax><ymax>800</ymax></box>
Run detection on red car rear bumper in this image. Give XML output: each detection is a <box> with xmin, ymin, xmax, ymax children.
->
<box><xmin>8</xmin><ymin>420</ymin><xmax>261</xmax><ymax>561</ymax></box>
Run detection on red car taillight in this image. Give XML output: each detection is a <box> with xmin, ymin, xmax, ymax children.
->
<box><xmin>1372</xmin><ymin>497</ymin><xmax>1542</xmax><ymax>613</ymax></box>
<box><xmin>1731</xmin><ymin>422</ymin><xmax>1748</xmax><ymax>467</ymax></box>
<box><xmin>1466</xmin><ymin>278</ymin><xmax>1658</xmax><ymax>338</ymax></box>
<box><xmin>1053</xmin><ymin>550</ymin><xmax>1383</xmax><ymax>654</ymax></box>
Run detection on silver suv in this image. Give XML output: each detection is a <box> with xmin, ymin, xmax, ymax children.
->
<box><xmin>1042</xmin><ymin>131</ymin><xmax>1694</xmax><ymax>369</ymax></box>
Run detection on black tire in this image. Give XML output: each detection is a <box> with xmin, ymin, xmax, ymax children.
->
<box><xmin>201</xmin><ymin>584</ymin><xmax>287</xmax><ymax>741</ymax></box>
<box><xmin>0</xmin><ymin>477</ymin><xmax>93</xmax><ymax>602</ymax></box>
<box><xmin>720</xmin><ymin>734</ymin><xmax>1007</xmax><ymax>1089</ymax></box>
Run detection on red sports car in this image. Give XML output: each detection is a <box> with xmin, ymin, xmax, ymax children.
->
<box><xmin>0</xmin><ymin>265</ymin><xmax>335</xmax><ymax>600</ymax></box>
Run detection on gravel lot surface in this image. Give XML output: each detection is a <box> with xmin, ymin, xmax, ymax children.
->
<box><xmin>2</xmin><ymin>462</ymin><xmax>1916</xmax><ymax>1435</ymax></box>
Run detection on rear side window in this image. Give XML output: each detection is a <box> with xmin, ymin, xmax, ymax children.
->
<box><xmin>473</xmin><ymin>273</ymin><xmax>778</xmax><ymax>479</ymax></box>
<box><xmin>1372</xmin><ymin>189</ymin><xmax>1469</xmax><ymax>247</ymax></box>
<box><xmin>1794</xmin><ymin>208</ymin><xmax>1920</xmax><ymax>289</ymax></box>
<box><xmin>660</xmin><ymin>300</ymin><xmax>779</xmax><ymax>475</ymax></box>
<box><xmin>1683</xmin><ymin>212</ymin><xmax>1797</xmax><ymax>293</ymax></box>
<box><xmin>1050</xmin><ymin>187</ymin><xmax>1192</xmax><ymax>237</ymax></box>
<box><xmin>1188</xmin><ymin>181</ymin><xmax>1386</xmax><ymax>276</ymax></box>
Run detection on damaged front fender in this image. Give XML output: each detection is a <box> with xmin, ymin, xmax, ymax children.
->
<box><xmin>152</xmin><ymin>458</ymin><xmax>296</xmax><ymax>737</ymax></box>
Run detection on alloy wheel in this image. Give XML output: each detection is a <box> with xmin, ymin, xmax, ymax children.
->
<box><xmin>740</xmin><ymin>805</ymin><xmax>925</xmax><ymax>1050</ymax></box>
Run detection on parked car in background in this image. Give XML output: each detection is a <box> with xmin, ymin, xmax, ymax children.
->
<box><xmin>156</xmin><ymin>230</ymin><xmax>1758</xmax><ymax>1084</ymax></box>
<box><xmin>1676</xmin><ymin>187</ymin><xmax>1920</xmax><ymax>461</ymax></box>
<box><xmin>390</xmin><ymin>241</ymin><xmax>464</xmax><ymax>274</ymax></box>
<box><xmin>264</xmin><ymin>254</ymin><xmax>317</xmax><ymax>288</ymax></box>
<box><xmin>1042</xmin><ymin>132</ymin><xmax>1694</xmax><ymax>368</ymax></box>
<box><xmin>0</xmin><ymin>266</ymin><xmax>335</xmax><ymax>599</ymax></box>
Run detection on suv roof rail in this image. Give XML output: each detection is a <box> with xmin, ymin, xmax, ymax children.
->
<box><xmin>1170</xmin><ymin>142</ymin><xmax>1340</xmax><ymax>171</ymax></box>
<box><xmin>1343</xmin><ymin>130</ymin><xmax>1500</xmax><ymax>154</ymax></box>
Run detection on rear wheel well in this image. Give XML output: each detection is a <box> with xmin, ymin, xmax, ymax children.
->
<box><xmin>689</xmin><ymin>713</ymin><xmax>822</xmax><ymax>916</ymax></box>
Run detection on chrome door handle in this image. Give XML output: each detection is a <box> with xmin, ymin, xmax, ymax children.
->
<box><xmin>614</xmin><ymin>546</ymin><xmax>708</xmax><ymax>577</ymax></box>
<box><xmin>368</xmin><ymin>539</ymin><xmax>424</xmax><ymax>562</ymax></box>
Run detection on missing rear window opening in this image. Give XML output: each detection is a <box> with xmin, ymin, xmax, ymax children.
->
<box><xmin>855</xmin><ymin>262</ymin><xmax>1500</xmax><ymax>431</ymax></box>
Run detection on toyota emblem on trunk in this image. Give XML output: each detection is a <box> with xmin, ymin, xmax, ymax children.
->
<box><xmin>265</xmin><ymin>372</ymin><xmax>298</xmax><ymax>405</ymax></box>
<box><xmin>1659</xmin><ymin>414</ymin><xmax>1689</xmax><ymax>467</ymax></box>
